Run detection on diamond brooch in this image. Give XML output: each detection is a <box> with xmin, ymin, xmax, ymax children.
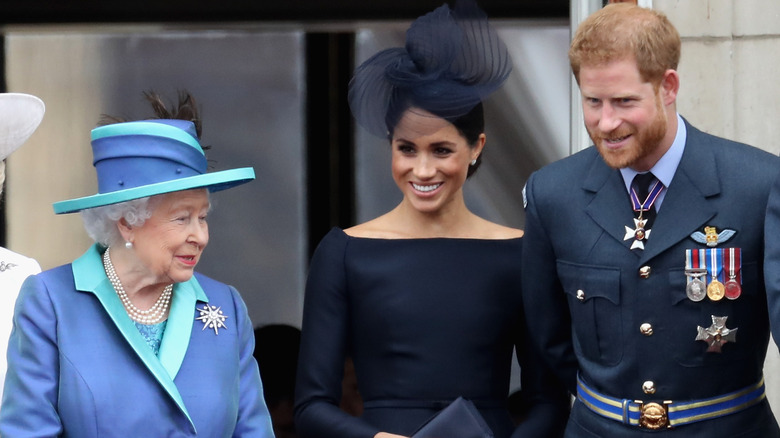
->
<box><xmin>195</xmin><ymin>304</ymin><xmax>229</xmax><ymax>335</ymax></box>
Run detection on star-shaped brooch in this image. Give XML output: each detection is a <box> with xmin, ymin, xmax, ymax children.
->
<box><xmin>624</xmin><ymin>217</ymin><xmax>651</xmax><ymax>250</ymax></box>
<box><xmin>695</xmin><ymin>315</ymin><xmax>737</xmax><ymax>353</ymax></box>
<box><xmin>195</xmin><ymin>304</ymin><xmax>229</xmax><ymax>335</ymax></box>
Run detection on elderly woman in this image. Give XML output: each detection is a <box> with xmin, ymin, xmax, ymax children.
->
<box><xmin>0</xmin><ymin>92</ymin><xmax>274</xmax><ymax>437</ymax></box>
<box><xmin>0</xmin><ymin>93</ymin><xmax>45</xmax><ymax>402</ymax></box>
<box><xmin>294</xmin><ymin>1</ymin><xmax>569</xmax><ymax>438</ymax></box>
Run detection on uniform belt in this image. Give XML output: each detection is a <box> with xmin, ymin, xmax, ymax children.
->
<box><xmin>576</xmin><ymin>374</ymin><xmax>766</xmax><ymax>429</ymax></box>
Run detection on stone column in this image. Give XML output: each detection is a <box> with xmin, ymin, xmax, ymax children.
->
<box><xmin>656</xmin><ymin>0</ymin><xmax>780</xmax><ymax>417</ymax></box>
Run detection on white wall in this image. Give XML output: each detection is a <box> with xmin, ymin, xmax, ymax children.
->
<box><xmin>655</xmin><ymin>0</ymin><xmax>780</xmax><ymax>414</ymax></box>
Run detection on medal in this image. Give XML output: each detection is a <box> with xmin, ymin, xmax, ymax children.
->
<box><xmin>686</xmin><ymin>274</ymin><xmax>707</xmax><ymax>302</ymax></box>
<box><xmin>685</xmin><ymin>249</ymin><xmax>707</xmax><ymax>302</ymax></box>
<box><xmin>624</xmin><ymin>217</ymin><xmax>651</xmax><ymax>250</ymax></box>
<box><xmin>687</xmin><ymin>279</ymin><xmax>707</xmax><ymax>302</ymax></box>
<box><xmin>707</xmin><ymin>280</ymin><xmax>725</xmax><ymax>301</ymax></box>
<box><xmin>695</xmin><ymin>315</ymin><xmax>737</xmax><ymax>353</ymax></box>
<box><xmin>624</xmin><ymin>177</ymin><xmax>663</xmax><ymax>250</ymax></box>
<box><xmin>724</xmin><ymin>278</ymin><xmax>741</xmax><ymax>300</ymax></box>
<box><xmin>724</xmin><ymin>247</ymin><xmax>742</xmax><ymax>300</ymax></box>
<box><xmin>706</xmin><ymin>248</ymin><xmax>725</xmax><ymax>301</ymax></box>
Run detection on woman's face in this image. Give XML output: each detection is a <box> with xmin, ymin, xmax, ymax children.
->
<box><xmin>131</xmin><ymin>189</ymin><xmax>210</xmax><ymax>284</ymax></box>
<box><xmin>391</xmin><ymin>108</ymin><xmax>483</xmax><ymax>215</ymax></box>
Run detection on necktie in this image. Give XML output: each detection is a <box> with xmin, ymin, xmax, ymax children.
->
<box><xmin>631</xmin><ymin>172</ymin><xmax>660</xmax><ymax>230</ymax></box>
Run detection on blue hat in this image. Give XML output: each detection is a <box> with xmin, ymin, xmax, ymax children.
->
<box><xmin>53</xmin><ymin>119</ymin><xmax>255</xmax><ymax>214</ymax></box>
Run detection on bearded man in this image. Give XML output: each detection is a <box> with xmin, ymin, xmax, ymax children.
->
<box><xmin>521</xmin><ymin>3</ymin><xmax>780</xmax><ymax>437</ymax></box>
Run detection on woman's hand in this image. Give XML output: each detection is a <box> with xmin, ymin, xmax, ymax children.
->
<box><xmin>374</xmin><ymin>433</ymin><xmax>408</xmax><ymax>438</ymax></box>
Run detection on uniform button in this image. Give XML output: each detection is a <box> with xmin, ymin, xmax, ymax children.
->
<box><xmin>640</xmin><ymin>323</ymin><xmax>654</xmax><ymax>336</ymax></box>
<box><xmin>576</xmin><ymin>289</ymin><xmax>585</xmax><ymax>301</ymax></box>
<box><xmin>639</xmin><ymin>266</ymin><xmax>652</xmax><ymax>278</ymax></box>
<box><xmin>642</xmin><ymin>381</ymin><xmax>656</xmax><ymax>394</ymax></box>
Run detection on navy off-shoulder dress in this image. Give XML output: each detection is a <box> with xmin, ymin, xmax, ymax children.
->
<box><xmin>294</xmin><ymin>228</ymin><xmax>568</xmax><ymax>438</ymax></box>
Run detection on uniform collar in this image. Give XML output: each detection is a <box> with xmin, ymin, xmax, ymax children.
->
<box><xmin>581</xmin><ymin>117</ymin><xmax>718</xmax><ymax>262</ymax></box>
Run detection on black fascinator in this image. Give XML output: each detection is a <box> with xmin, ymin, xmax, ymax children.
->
<box><xmin>348</xmin><ymin>0</ymin><xmax>512</xmax><ymax>137</ymax></box>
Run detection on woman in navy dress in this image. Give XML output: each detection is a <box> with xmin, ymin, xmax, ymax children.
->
<box><xmin>294</xmin><ymin>2</ymin><xmax>569</xmax><ymax>437</ymax></box>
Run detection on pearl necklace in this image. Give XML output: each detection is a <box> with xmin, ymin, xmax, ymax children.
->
<box><xmin>102</xmin><ymin>247</ymin><xmax>173</xmax><ymax>325</ymax></box>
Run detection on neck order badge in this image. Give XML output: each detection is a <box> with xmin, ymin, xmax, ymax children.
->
<box><xmin>624</xmin><ymin>172</ymin><xmax>663</xmax><ymax>250</ymax></box>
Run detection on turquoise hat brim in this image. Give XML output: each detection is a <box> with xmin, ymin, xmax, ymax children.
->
<box><xmin>53</xmin><ymin>167</ymin><xmax>255</xmax><ymax>214</ymax></box>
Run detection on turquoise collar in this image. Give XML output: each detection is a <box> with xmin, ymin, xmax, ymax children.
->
<box><xmin>72</xmin><ymin>244</ymin><xmax>210</xmax><ymax>429</ymax></box>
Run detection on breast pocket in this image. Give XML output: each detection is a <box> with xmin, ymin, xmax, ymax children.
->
<box><xmin>557</xmin><ymin>260</ymin><xmax>623</xmax><ymax>366</ymax></box>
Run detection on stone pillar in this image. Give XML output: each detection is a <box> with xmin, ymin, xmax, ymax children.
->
<box><xmin>5</xmin><ymin>34</ymin><xmax>100</xmax><ymax>270</ymax></box>
<box><xmin>655</xmin><ymin>0</ymin><xmax>780</xmax><ymax>416</ymax></box>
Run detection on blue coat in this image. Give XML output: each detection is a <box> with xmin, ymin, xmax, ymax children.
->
<box><xmin>521</xmin><ymin>119</ymin><xmax>780</xmax><ymax>436</ymax></box>
<box><xmin>0</xmin><ymin>244</ymin><xmax>275</xmax><ymax>437</ymax></box>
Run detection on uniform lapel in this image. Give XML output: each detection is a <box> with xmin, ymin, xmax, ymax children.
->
<box><xmin>581</xmin><ymin>122</ymin><xmax>719</xmax><ymax>263</ymax></box>
<box><xmin>71</xmin><ymin>245</ymin><xmax>196</xmax><ymax>430</ymax></box>
<box><xmin>640</xmin><ymin>124</ymin><xmax>718</xmax><ymax>263</ymax></box>
<box><xmin>582</xmin><ymin>156</ymin><xmax>638</xmax><ymax>251</ymax></box>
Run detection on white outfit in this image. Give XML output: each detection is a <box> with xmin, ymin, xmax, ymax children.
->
<box><xmin>0</xmin><ymin>246</ymin><xmax>40</xmax><ymax>407</ymax></box>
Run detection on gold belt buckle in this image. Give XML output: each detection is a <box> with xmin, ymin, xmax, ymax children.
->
<box><xmin>635</xmin><ymin>400</ymin><xmax>672</xmax><ymax>429</ymax></box>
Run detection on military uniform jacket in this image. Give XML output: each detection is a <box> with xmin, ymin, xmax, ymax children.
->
<box><xmin>0</xmin><ymin>244</ymin><xmax>274</xmax><ymax>437</ymax></box>
<box><xmin>521</xmin><ymin>119</ymin><xmax>780</xmax><ymax>436</ymax></box>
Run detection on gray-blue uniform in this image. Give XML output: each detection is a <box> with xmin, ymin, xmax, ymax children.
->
<box><xmin>521</xmin><ymin>117</ymin><xmax>780</xmax><ymax>436</ymax></box>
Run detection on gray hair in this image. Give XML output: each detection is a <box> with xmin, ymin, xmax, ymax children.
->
<box><xmin>80</xmin><ymin>197</ymin><xmax>158</xmax><ymax>247</ymax></box>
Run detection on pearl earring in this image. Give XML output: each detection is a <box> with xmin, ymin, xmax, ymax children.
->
<box><xmin>125</xmin><ymin>241</ymin><xmax>133</xmax><ymax>249</ymax></box>
<box><xmin>470</xmin><ymin>159</ymin><xmax>477</xmax><ymax>166</ymax></box>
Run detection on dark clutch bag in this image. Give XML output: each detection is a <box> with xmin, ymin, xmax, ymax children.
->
<box><xmin>411</xmin><ymin>397</ymin><xmax>494</xmax><ymax>438</ymax></box>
